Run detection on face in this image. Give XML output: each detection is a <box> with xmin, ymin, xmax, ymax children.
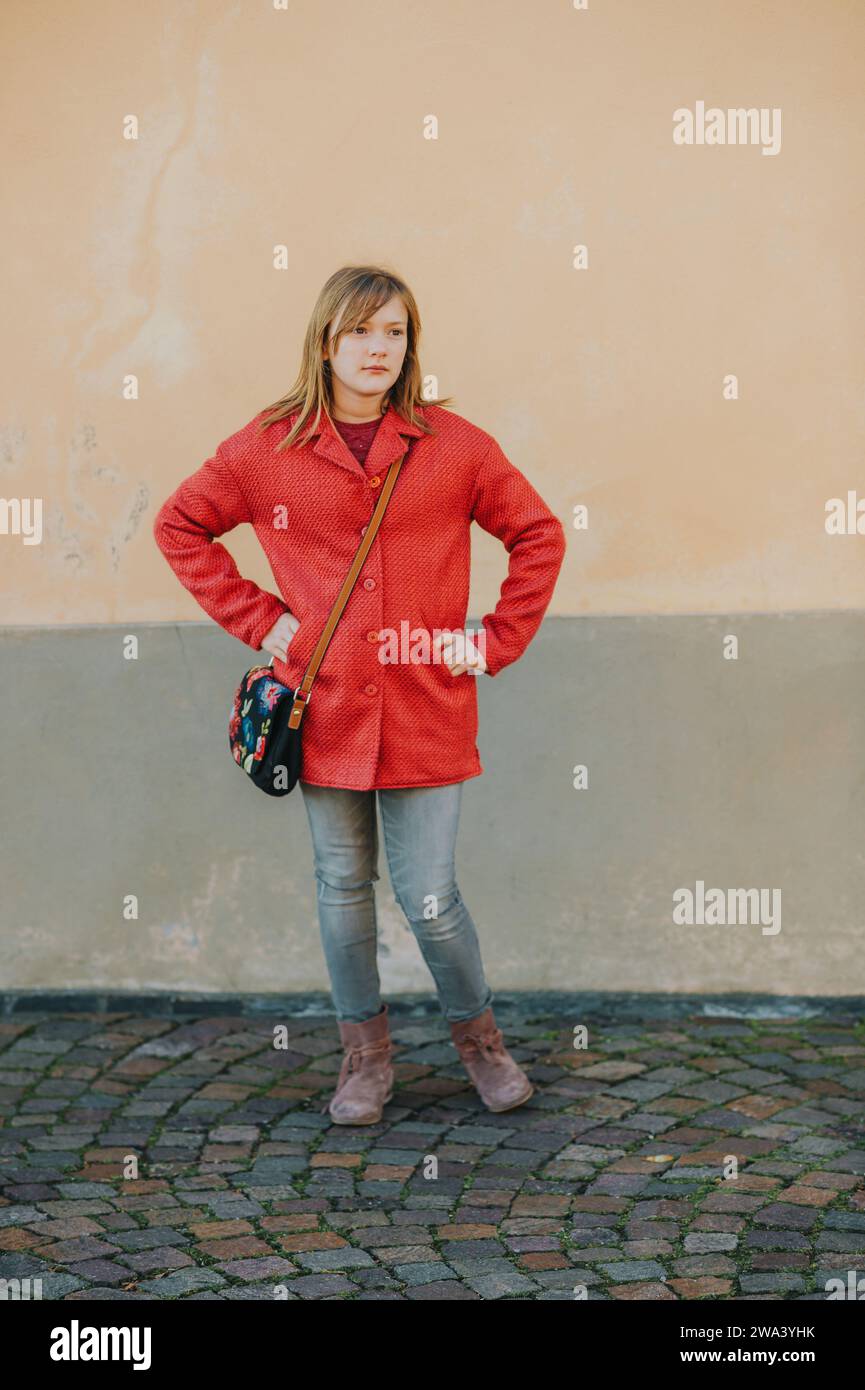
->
<box><xmin>323</xmin><ymin>294</ymin><xmax>409</xmax><ymax>408</ymax></box>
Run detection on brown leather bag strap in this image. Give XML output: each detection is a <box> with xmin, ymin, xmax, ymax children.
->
<box><xmin>287</xmin><ymin>439</ymin><xmax>413</xmax><ymax>730</ymax></box>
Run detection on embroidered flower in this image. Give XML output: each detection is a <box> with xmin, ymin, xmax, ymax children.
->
<box><xmin>258</xmin><ymin>678</ymin><xmax>288</xmax><ymax>713</ymax></box>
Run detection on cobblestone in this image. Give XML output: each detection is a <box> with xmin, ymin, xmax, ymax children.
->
<box><xmin>1</xmin><ymin>1004</ymin><xmax>863</xmax><ymax>1300</ymax></box>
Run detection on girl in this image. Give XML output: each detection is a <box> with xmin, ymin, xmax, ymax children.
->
<box><xmin>153</xmin><ymin>265</ymin><xmax>566</xmax><ymax>1125</ymax></box>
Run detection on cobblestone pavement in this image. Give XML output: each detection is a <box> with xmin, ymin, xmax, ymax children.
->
<box><xmin>1</xmin><ymin>1002</ymin><xmax>864</xmax><ymax>1301</ymax></box>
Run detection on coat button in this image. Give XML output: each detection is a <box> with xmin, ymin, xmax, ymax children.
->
<box><xmin>364</xmin><ymin>683</ymin><xmax>378</xmax><ymax>695</ymax></box>
<box><xmin>369</xmin><ymin>476</ymin><xmax>381</xmax><ymax>488</ymax></box>
<box><xmin>367</xmin><ymin>630</ymin><xmax>380</xmax><ymax>642</ymax></box>
<box><xmin>363</xmin><ymin>577</ymin><xmax>375</xmax><ymax>590</ymax></box>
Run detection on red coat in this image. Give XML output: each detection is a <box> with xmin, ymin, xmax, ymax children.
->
<box><xmin>152</xmin><ymin>401</ymin><xmax>566</xmax><ymax>789</ymax></box>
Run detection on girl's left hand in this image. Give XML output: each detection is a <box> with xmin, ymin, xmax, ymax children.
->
<box><xmin>432</xmin><ymin>629</ymin><xmax>488</xmax><ymax>676</ymax></box>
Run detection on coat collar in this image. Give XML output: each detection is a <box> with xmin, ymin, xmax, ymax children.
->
<box><xmin>291</xmin><ymin>400</ymin><xmax>425</xmax><ymax>479</ymax></box>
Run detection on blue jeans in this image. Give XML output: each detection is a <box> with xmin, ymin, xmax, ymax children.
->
<box><xmin>299</xmin><ymin>781</ymin><xmax>494</xmax><ymax>1024</ymax></box>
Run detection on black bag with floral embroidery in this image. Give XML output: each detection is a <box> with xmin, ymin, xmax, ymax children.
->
<box><xmin>229</xmin><ymin>662</ymin><xmax>301</xmax><ymax>797</ymax></box>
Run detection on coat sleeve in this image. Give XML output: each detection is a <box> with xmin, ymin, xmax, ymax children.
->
<box><xmin>152</xmin><ymin>441</ymin><xmax>289</xmax><ymax>651</ymax></box>
<box><xmin>470</xmin><ymin>435</ymin><xmax>567</xmax><ymax>677</ymax></box>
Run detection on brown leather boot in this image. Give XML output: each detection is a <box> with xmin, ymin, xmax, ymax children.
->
<box><xmin>449</xmin><ymin>1007</ymin><xmax>534</xmax><ymax>1113</ymax></box>
<box><xmin>323</xmin><ymin>1003</ymin><xmax>395</xmax><ymax>1125</ymax></box>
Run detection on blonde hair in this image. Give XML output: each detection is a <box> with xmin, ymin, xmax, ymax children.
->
<box><xmin>257</xmin><ymin>265</ymin><xmax>453</xmax><ymax>450</ymax></box>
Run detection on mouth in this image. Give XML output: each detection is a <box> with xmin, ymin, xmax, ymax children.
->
<box><xmin>363</xmin><ymin>366</ymin><xmax>388</xmax><ymax>373</ymax></box>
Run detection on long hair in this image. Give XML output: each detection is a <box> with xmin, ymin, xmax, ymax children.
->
<box><xmin>257</xmin><ymin>265</ymin><xmax>454</xmax><ymax>451</ymax></box>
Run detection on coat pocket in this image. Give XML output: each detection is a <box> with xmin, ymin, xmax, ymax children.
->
<box><xmin>283</xmin><ymin>608</ymin><xmax>324</xmax><ymax>682</ymax></box>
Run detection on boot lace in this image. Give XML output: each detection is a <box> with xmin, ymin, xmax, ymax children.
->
<box><xmin>460</xmin><ymin>1026</ymin><xmax>504</xmax><ymax>1061</ymax></box>
<box><xmin>344</xmin><ymin>1038</ymin><xmax>392</xmax><ymax>1075</ymax></box>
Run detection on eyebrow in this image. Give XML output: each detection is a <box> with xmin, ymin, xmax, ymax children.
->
<box><xmin>359</xmin><ymin>319</ymin><xmax>407</xmax><ymax>327</ymax></box>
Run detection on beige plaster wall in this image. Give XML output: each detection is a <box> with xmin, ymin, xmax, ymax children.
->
<box><xmin>2</xmin><ymin>0</ymin><xmax>863</xmax><ymax>627</ymax></box>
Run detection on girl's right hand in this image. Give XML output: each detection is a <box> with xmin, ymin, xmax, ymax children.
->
<box><xmin>260</xmin><ymin>611</ymin><xmax>300</xmax><ymax>662</ymax></box>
